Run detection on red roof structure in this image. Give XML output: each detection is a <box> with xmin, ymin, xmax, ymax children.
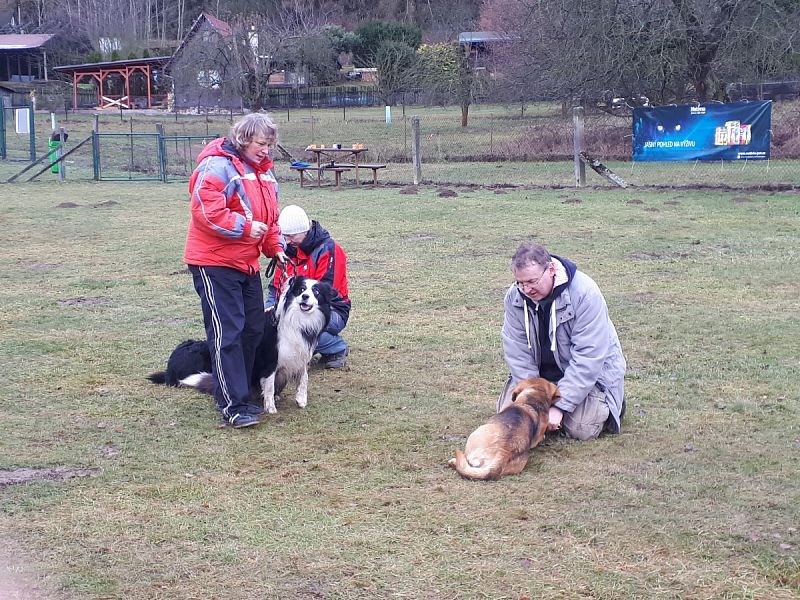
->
<box><xmin>53</xmin><ymin>56</ymin><xmax>171</xmax><ymax>110</ymax></box>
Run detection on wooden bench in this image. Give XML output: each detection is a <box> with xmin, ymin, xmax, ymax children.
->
<box><xmin>290</xmin><ymin>165</ymin><xmax>351</xmax><ymax>188</ymax></box>
<box><xmin>357</xmin><ymin>164</ymin><xmax>387</xmax><ymax>186</ymax></box>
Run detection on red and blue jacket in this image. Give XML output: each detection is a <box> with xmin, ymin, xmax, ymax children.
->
<box><xmin>184</xmin><ymin>137</ymin><xmax>282</xmax><ymax>274</ymax></box>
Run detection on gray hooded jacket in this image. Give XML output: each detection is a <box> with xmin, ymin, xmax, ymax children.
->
<box><xmin>501</xmin><ymin>258</ymin><xmax>626</xmax><ymax>432</ymax></box>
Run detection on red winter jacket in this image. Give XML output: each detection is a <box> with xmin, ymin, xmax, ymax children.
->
<box><xmin>184</xmin><ymin>137</ymin><xmax>282</xmax><ymax>274</ymax></box>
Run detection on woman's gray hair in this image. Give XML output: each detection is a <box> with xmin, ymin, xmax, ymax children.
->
<box><xmin>511</xmin><ymin>243</ymin><xmax>552</xmax><ymax>271</ymax></box>
<box><xmin>229</xmin><ymin>112</ymin><xmax>278</xmax><ymax>151</ymax></box>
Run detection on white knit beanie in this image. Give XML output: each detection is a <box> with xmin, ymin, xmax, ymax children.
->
<box><xmin>278</xmin><ymin>205</ymin><xmax>310</xmax><ymax>235</ymax></box>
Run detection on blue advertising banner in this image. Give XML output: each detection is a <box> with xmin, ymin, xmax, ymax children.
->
<box><xmin>632</xmin><ymin>101</ymin><xmax>771</xmax><ymax>161</ymax></box>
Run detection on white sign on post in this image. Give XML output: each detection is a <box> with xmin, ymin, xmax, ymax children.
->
<box><xmin>15</xmin><ymin>108</ymin><xmax>30</xmax><ymax>134</ymax></box>
<box><xmin>385</xmin><ymin>105</ymin><xmax>391</xmax><ymax>124</ymax></box>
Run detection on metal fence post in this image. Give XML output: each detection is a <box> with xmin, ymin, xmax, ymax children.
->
<box><xmin>92</xmin><ymin>113</ymin><xmax>100</xmax><ymax>181</ymax></box>
<box><xmin>57</xmin><ymin>127</ymin><xmax>66</xmax><ymax>182</ymax></box>
<box><xmin>0</xmin><ymin>107</ymin><xmax>6</xmax><ymax>159</ymax></box>
<box><xmin>411</xmin><ymin>116</ymin><xmax>421</xmax><ymax>185</ymax></box>
<box><xmin>573</xmin><ymin>106</ymin><xmax>586</xmax><ymax>188</ymax></box>
<box><xmin>28</xmin><ymin>104</ymin><xmax>36</xmax><ymax>162</ymax></box>
<box><xmin>156</xmin><ymin>123</ymin><xmax>166</xmax><ymax>182</ymax></box>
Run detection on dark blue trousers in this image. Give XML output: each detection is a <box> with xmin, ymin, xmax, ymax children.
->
<box><xmin>189</xmin><ymin>265</ymin><xmax>265</xmax><ymax>420</ymax></box>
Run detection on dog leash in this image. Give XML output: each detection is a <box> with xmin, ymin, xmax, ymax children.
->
<box><xmin>265</xmin><ymin>256</ymin><xmax>298</xmax><ymax>294</ymax></box>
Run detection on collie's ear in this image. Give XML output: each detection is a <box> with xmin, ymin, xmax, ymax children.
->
<box><xmin>314</xmin><ymin>281</ymin><xmax>334</xmax><ymax>301</ymax></box>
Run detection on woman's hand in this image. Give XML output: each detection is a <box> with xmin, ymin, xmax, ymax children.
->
<box><xmin>275</xmin><ymin>251</ymin><xmax>288</xmax><ymax>266</ymax></box>
<box><xmin>249</xmin><ymin>221</ymin><xmax>268</xmax><ymax>239</ymax></box>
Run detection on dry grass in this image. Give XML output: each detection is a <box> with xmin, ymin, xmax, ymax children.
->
<box><xmin>0</xmin><ymin>180</ymin><xmax>798</xmax><ymax>599</ymax></box>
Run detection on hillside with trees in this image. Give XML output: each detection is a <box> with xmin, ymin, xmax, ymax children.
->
<box><xmin>4</xmin><ymin>0</ymin><xmax>799</xmax><ymax>113</ymax></box>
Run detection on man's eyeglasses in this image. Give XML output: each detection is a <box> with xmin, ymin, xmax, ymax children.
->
<box><xmin>515</xmin><ymin>264</ymin><xmax>551</xmax><ymax>290</ymax></box>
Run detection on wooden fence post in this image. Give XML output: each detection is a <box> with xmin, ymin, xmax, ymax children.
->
<box><xmin>573</xmin><ymin>106</ymin><xmax>586</xmax><ymax>188</ymax></box>
<box><xmin>411</xmin><ymin>116</ymin><xmax>421</xmax><ymax>185</ymax></box>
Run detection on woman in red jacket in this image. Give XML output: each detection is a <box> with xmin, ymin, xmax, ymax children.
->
<box><xmin>266</xmin><ymin>205</ymin><xmax>351</xmax><ymax>369</ymax></box>
<box><xmin>184</xmin><ymin>113</ymin><xmax>287</xmax><ymax>429</ymax></box>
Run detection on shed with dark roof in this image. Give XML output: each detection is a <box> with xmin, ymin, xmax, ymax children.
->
<box><xmin>0</xmin><ymin>34</ymin><xmax>56</xmax><ymax>82</ymax></box>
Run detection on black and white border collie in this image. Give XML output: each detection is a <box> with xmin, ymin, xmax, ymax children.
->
<box><xmin>148</xmin><ymin>276</ymin><xmax>332</xmax><ymax>414</ymax></box>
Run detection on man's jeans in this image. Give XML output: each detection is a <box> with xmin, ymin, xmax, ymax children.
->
<box><xmin>316</xmin><ymin>311</ymin><xmax>347</xmax><ymax>356</ymax></box>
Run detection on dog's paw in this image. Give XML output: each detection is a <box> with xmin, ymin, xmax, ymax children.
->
<box><xmin>295</xmin><ymin>394</ymin><xmax>308</xmax><ymax>408</ymax></box>
<box><xmin>264</xmin><ymin>397</ymin><xmax>278</xmax><ymax>414</ymax></box>
<box><xmin>447</xmin><ymin>457</ymin><xmax>457</xmax><ymax>468</ymax></box>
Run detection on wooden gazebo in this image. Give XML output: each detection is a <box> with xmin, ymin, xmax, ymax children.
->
<box><xmin>53</xmin><ymin>56</ymin><xmax>171</xmax><ymax>109</ymax></box>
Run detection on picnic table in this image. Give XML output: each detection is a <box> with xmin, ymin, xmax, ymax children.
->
<box><xmin>291</xmin><ymin>144</ymin><xmax>386</xmax><ymax>187</ymax></box>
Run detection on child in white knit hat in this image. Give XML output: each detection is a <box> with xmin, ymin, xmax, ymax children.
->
<box><xmin>269</xmin><ymin>205</ymin><xmax>351</xmax><ymax>369</ymax></box>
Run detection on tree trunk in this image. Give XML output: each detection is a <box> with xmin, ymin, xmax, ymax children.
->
<box><xmin>461</xmin><ymin>102</ymin><xmax>469</xmax><ymax>127</ymax></box>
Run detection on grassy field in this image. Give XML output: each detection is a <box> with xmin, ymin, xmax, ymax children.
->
<box><xmin>0</xmin><ymin>179</ymin><xmax>798</xmax><ymax>599</ymax></box>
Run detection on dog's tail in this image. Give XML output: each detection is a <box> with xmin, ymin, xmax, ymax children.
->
<box><xmin>146</xmin><ymin>371</ymin><xmax>167</xmax><ymax>385</ymax></box>
<box><xmin>178</xmin><ymin>372</ymin><xmax>214</xmax><ymax>394</ymax></box>
<box><xmin>449</xmin><ymin>449</ymin><xmax>504</xmax><ymax>481</ymax></box>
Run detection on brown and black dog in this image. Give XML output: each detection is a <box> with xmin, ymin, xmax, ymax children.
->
<box><xmin>448</xmin><ymin>377</ymin><xmax>561</xmax><ymax>481</ymax></box>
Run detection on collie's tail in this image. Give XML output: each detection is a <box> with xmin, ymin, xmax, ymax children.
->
<box><xmin>178</xmin><ymin>372</ymin><xmax>215</xmax><ymax>394</ymax></box>
<box><xmin>146</xmin><ymin>371</ymin><xmax>167</xmax><ymax>385</ymax></box>
<box><xmin>448</xmin><ymin>449</ymin><xmax>503</xmax><ymax>481</ymax></box>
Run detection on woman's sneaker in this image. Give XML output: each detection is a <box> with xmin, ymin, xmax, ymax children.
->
<box><xmin>228</xmin><ymin>412</ymin><xmax>261</xmax><ymax>429</ymax></box>
<box><xmin>322</xmin><ymin>348</ymin><xmax>349</xmax><ymax>369</ymax></box>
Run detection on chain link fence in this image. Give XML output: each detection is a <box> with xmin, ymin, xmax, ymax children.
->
<box><xmin>2</xmin><ymin>103</ymin><xmax>799</xmax><ymax>188</ymax></box>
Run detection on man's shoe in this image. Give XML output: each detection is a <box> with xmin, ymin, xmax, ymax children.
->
<box><xmin>228</xmin><ymin>412</ymin><xmax>261</xmax><ymax>429</ymax></box>
<box><xmin>322</xmin><ymin>349</ymin><xmax>348</xmax><ymax>369</ymax></box>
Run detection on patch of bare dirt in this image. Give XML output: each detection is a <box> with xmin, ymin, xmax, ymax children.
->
<box><xmin>93</xmin><ymin>200</ymin><xmax>119</xmax><ymax>208</ymax></box>
<box><xmin>0</xmin><ymin>466</ymin><xmax>99</xmax><ymax>488</ymax></box>
<box><xmin>398</xmin><ymin>186</ymin><xmax>418</xmax><ymax>195</ymax></box>
<box><xmin>55</xmin><ymin>202</ymin><xmax>79</xmax><ymax>209</ymax></box>
<box><xmin>165</xmin><ymin>318</ymin><xmax>193</xmax><ymax>325</ymax></box>
<box><xmin>0</xmin><ymin>535</ymin><xmax>75</xmax><ymax>600</ymax></box>
<box><xmin>663</xmin><ymin>200</ymin><xmax>681</xmax><ymax>206</ymax></box>
<box><xmin>57</xmin><ymin>297</ymin><xmax>112</xmax><ymax>307</ymax></box>
<box><xmin>437</xmin><ymin>188</ymin><xmax>458</xmax><ymax>197</ymax></box>
<box><xmin>493</xmin><ymin>189</ymin><xmax>507</xmax><ymax>194</ymax></box>
<box><xmin>643</xmin><ymin>207</ymin><xmax>660</xmax><ymax>212</ymax></box>
<box><xmin>626</xmin><ymin>199</ymin><xmax>644</xmax><ymax>205</ymax></box>
<box><xmin>629</xmin><ymin>251</ymin><xmax>665</xmax><ymax>261</ymax></box>
<box><xmin>562</xmin><ymin>197</ymin><xmax>582</xmax><ymax>204</ymax></box>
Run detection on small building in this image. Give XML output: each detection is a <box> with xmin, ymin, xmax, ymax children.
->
<box><xmin>165</xmin><ymin>12</ymin><xmax>242</xmax><ymax>110</ymax></box>
<box><xmin>0</xmin><ymin>34</ymin><xmax>56</xmax><ymax>82</ymax></box>
<box><xmin>346</xmin><ymin>68</ymin><xmax>378</xmax><ymax>83</ymax></box>
<box><xmin>458</xmin><ymin>31</ymin><xmax>512</xmax><ymax>70</ymax></box>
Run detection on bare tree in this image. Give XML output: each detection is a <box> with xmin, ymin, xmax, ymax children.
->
<box><xmin>223</xmin><ymin>5</ymin><xmax>333</xmax><ymax>109</ymax></box>
<box><xmin>479</xmin><ymin>0</ymin><xmax>800</xmax><ymax>105</ymax></box>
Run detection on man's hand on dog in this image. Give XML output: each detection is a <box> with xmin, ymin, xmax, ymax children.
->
<box><xmin>547</xmin><ymin>406</ymin><xmax>563</xmax><ymax>431</ymax></box>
